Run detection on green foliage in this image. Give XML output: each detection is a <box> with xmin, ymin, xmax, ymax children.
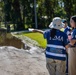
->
<box><xmin>1</xmin><ymin>0</ymin><xmax>76</xmax><ymax>30</ymax></box>
<box><xmin>54</xmin><ymin>7</ymin><xmax>66</xmax><ymax>18</ymax></box>
<box><xmin>3</xmin><ymin>0</ymin><xmax>25</xmax><ymax>31</ymax></box>
<box><xmin>63</xmin><ymin>0</ymin><xmax>76</xmax><ymax>20</ymax></box>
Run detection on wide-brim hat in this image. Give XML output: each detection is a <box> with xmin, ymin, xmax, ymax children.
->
<box><xmin>49</xmin><ymin>17</ymin><xmax>64</xmax><ymax>30</ymax></box>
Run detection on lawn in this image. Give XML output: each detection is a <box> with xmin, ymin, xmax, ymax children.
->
<box><xmin>22</xmin><ymin>32</ymin><xmax>47</xmax><ymax>48</ymax></box>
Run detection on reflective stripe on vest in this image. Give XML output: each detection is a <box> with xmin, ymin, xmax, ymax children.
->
<box><xmin>46</xmin><ymin>51</ymin><xmax>66</xmax><ymax>57</ymax></box>
<box><xmin>47</xmin><ymin>44</ymin><xmax>65</xmax><ymax>50</ymax></box>
<box><xmin>46</xmin><ymin>44</ymin><xmax>66</xmax><ymax>58</ymax></box>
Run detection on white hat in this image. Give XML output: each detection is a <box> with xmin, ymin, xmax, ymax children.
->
<box><xmin>49</xmin><ymin>17</ymin><xmax>64</xmax><ymax>30</ymax></box>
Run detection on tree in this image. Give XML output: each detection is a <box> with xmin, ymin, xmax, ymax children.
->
<box><xmin>3</xmin><ymin>0</ymin><xmax>25</xmax><ymax>31</ymax></box>
<box><xmin>37</xmin><ymin>0</ymin><xmax>46</xmax><ymax>28</ymax></box>
<box><xmin>63</xmin><ymin>0</ymin><xmax>76</xmax><ymax>21</ymax></box>
<box><xmin>3</xmin><ymin>0</ymin><xmax>12</xmax><ymax>32</ymax></box>
<box><xmin>2</xmin><ymin>0</ymin><xmax>76</xmax><ymax>30</ymax></box>
<box><xmin>12</xmin><ymin>0</ymin><xmax>25</xmax><ymax>31</ymax></box>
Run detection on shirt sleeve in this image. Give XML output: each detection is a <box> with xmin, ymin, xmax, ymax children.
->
<box><xmin>64</xmin><ymin>28</ymin><xmax>71</xmax><ymax>35</ymax></box>
<box><xmin>67</xmin><ymin>29</ymin><xmax>71</xmax><ymax>35</ymax></box>
<box><xmin>63</xmin><ymin>34</ymin><xmax>68</xmax><ymax>46</ymax></box>
<box><xmin>43</xmin><ymin>31</ymin><xmax>48</xmax><ymax>39</ymax></box>
<box><xmin>72</xmin><ymin>30</ymin><xmax>76</xmax><ymax>39</ymax></box>
<box><xmin>43</xmin><ymin>30</ymin><xmax>50</xmax><ymax>39</ymax></box>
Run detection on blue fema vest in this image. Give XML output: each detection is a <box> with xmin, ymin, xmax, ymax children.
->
<box><xmin>44</xmin><ymin>29</ymin><xmax>68</xmax><ymax>61</ymax></box>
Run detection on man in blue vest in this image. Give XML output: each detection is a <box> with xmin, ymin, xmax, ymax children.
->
<box><xmin>62</xmin><ymin>19</ymin><xmax>71</xmax><ymax>36</ymax></box>
<box><xmin>31</xmin><ymin>17</ymin><xmax>69</xmax><ymax>75</ymax></box>
<box><xmin>62</xmin><ymin>19</ymin><xmax>72</xmax><ymax>75</ymax></box>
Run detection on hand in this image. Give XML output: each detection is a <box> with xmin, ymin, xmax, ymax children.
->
<box><xmin>28</xmin><ymin>28</ymin><xmax>34</xmax><ymax>31</ymax></box>
<box><xmin>70</xmin><ymin>40</ymin><xmax>76</xmax><ymax>45</ymax></box>
<box><xmin>68</xmin><ymin>35</ymin><xmax>72</xmax><ymax>41</ymax></box>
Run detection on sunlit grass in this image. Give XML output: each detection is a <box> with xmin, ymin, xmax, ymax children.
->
<box><xmin>22</xmin><ymin>32</ymin><xmax>47</xmax><ymax>48</ymax></box>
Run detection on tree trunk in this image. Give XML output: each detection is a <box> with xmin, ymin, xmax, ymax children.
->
<box><xmin>12</xmin><ymin>0</ymin><xmax>25</xmax><ymax>31</ymax></box>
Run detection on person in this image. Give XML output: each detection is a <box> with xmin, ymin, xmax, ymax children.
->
<box><xmin>68</xmin><ymin>16</ymin><xmax>76</xmax><ymax>75</ymax></box>
<box><xmin>32</xmin><ymin>17</ymin><xmax>69</xmax><ymax>75</ymax></box>
<box><xmin>62</xmin><ymin>19</ymin><xmax>71</xmax><ymax>36</ymax></box>
<box><xmin>62</xmin><ymin>19</ymin><xmax>72</xmax><ymax>75</ymax></box>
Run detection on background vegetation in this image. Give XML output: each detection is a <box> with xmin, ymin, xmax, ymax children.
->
<box><xmin>0</xmin><ymin>0</ymin><xmax>76</xmax><ymax>31</ymax></box>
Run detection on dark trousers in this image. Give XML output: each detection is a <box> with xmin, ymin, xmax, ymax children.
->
<box><xmin>66</xmin><ymin>54</ymin><xmax>68</xmax><ymax>75</ymax></box>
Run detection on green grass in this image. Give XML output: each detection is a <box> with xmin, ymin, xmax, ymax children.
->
<box><xmin>22</xmin><ymin>32</ymin><xmax>47</xmax><ymax>48</ymax></box>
